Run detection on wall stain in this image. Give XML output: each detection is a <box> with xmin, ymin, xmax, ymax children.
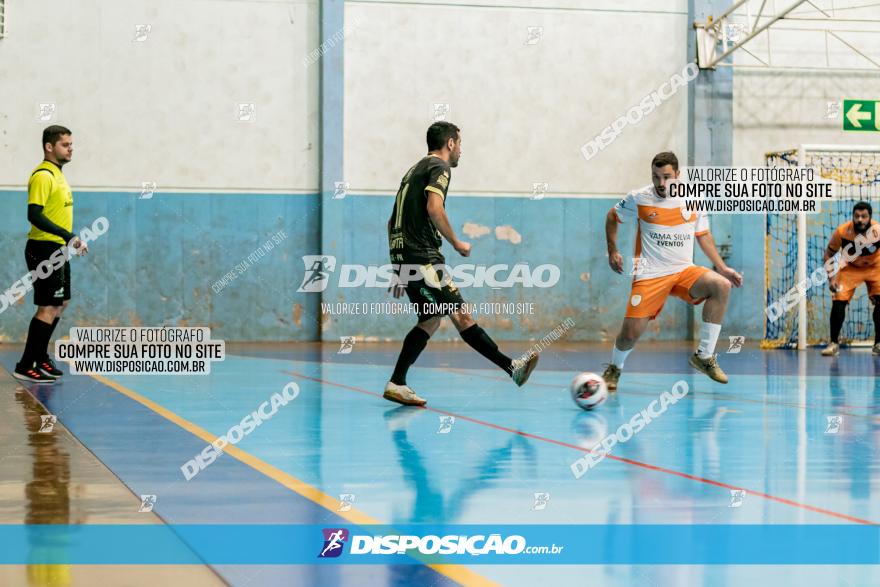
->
<box><xmin>495</xmin><ymin>225</ymin><xmax>521</xmax><ymax>245</ymax></box>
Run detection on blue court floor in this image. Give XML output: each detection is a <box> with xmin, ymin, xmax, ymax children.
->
<box><xmin>2</xmin><ymin>342</ymin><xmax>879</xmax><ymax>587</ymax></box>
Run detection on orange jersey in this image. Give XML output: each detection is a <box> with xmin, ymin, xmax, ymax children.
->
<box><xmin>828</xmin><ymin>220</ymin><xmax>880</xmax><ymax>268</ymax></box>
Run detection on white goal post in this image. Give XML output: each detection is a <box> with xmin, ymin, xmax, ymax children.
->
<box><xmin>766</xmin><ymin>144</ymin><xmax>880</xmax><ymax>350</ymax></box>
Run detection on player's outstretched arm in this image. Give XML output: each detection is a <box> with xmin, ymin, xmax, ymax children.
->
<box><xmin>605</xmin><ymin>208</ymin><xmax>624</xmax><ymax>274</ymax></box>
<box><xmin>426</xmin><ymin>192</ymin><xmax>470</xmax><ymax>257</ymax></box>
<box><xmin>696</xmin><ymin>232</ymin><xmax>742</xmax><ymax>287</ymax></box>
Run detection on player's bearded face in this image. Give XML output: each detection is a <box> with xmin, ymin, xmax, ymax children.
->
<box><xmin>448</xmin><ymin>136</ymin><xmax>461</xmax><ymax>168</ymax></box>
<box><xmin>651</xmin><ymin>165</ymin><xmax>678</xmax><ymax>198</ymax></box>
<box><xmin>50</xmin><ymin>136</ymin><xmax>73</xmax><ymax>163</ymax></box>
<box><xmin>853</xmin><ymin>210</ymin><xmax>871</xmax><ymax>232</ymax></box>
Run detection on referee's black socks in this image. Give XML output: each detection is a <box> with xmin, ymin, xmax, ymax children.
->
<box><xmin>460</xmin><ymin>324</ymin><xmax>514</xmax><ymax>375</ymax></box>
<box><xmin>43</xmin><ymin>316</ymin><xmax>61</xmax><ymax>361</ymax></box>
<box><xmin>19</xmin><ymin>317</ymin><xmax>55</xmax><ymax>368</ymax></box>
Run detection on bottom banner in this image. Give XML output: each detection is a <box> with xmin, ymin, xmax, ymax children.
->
<box><xmin>0</xmin><ymin>524</ymin><xmax>876</xmax><ymax>565</ymax></box>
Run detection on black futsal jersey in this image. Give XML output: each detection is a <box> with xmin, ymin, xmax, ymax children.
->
<box><xmin>388</xmin><ymin>155</ymin><xmax>451</xmax><ymax>265</ymax></box>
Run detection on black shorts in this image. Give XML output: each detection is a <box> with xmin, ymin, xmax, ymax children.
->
<box><xmin>25</xmin><ymin>239</ymin><xmax>71</xmax><ymax>307</ymax></box>
<box><xmin>403</xmin><ymin>263</ymin><xmax>467</xmax><ymax>322</ymax></box>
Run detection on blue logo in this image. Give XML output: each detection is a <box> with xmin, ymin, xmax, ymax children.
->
<box><xmin>319</xmin><ymin>528</ymin><xmax>349</xmax><ymax>558</ymax></box>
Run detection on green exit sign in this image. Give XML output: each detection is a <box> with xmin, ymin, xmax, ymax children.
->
<box><xmin>843</xmin><ymin>99</ymin><xmax>880</xmax><ymax>131</ymax></box>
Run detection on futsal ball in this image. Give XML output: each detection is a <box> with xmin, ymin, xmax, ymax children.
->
<box><xmin>570</xmin><ymin>372</ymin><xmax>608</xmax><ymax>411</ymax></box>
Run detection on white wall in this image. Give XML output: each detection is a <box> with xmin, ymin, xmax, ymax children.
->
<box><xmin>733</xmin><ymin>2</ymin><xmax>880</xmax><ymax>164</ymax></box>
<box><xmin>0</xmin><ymin>0</ymin><xmax>319</xmax><ymax>192</ymax></box>
<box><xmin>344</xmin><ymin>0</ymin><xmax>690</xmax><ymax>197</ymax></box>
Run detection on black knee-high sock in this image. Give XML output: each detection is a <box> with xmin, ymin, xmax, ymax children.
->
<box><xmin>19</xmin><ymin>317</ymin><xmax>54</xmax><ymax>368</ymax></box>
<box><xmin>391</xmin><ymin>326</ymin><xmax>431</xmax><ymax>385</ymax></box>
<box><xmin>460</xmin><ymin>324</ymin><xmax>514</xmax><ymax>375</ymax></box>
<box><xmin>42</xmin><ymin>317</ymin><xmax>60</xmax><ymax>361</ymax></box>
<box><xmin>830</xmin><ymin>300</ymin><xmax>848</xmax><ymax>344</ymax></box>
<box><xmin>874</xmin><ymin>303</ymin><xmax>880</xmax><ymax>344</ymax></box>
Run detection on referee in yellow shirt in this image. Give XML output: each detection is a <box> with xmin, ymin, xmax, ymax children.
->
<box><xmin>14</xmin><ymin>126</ymin><xmax>88</xmax><ymax>382</ymax></box>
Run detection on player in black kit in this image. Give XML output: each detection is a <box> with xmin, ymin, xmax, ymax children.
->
<box><xmin>384</xmin><ymin>121</ymin><xmax>539</xmax><ymax>406</ymax></box>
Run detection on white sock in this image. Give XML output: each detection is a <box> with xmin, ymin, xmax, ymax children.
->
<box><xmin>697</xmin><ymin>322</ymin><xmax>722</xmax><ymax>359</ymax></box>
<box><xmin>611</xmin><ymin>344</ymin><xmax>632</xmax><ymax>369</ymax></box>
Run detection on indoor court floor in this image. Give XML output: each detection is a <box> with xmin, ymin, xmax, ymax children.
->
<box><xmin>1</xmin><ymin>341</ymin><xmax>878</xmax><ymax>587</ymax></box>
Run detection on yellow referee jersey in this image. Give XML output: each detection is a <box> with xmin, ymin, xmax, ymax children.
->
<box><xmin>27</xmin><ymin>160</ymin><xmax>73</xmax><ymax>245</ymax></box>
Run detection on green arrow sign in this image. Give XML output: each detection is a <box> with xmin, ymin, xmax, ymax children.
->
<box><xmin>843</xmin><ymin>99</ymin><xmax>880</xmax><ymax>131</ymax></box>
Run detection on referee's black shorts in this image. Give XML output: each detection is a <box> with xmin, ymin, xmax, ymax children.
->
<box><xmin>25</xmin><ymin>239</ymin><xmax>71</xmax><ymax>307</ymax></box>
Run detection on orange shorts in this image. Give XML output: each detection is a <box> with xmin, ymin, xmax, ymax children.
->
<box><xmin>625</xmin><ymin>265</ymin><xmax>710</xmax><ymax>319</ymax></box>
<box><xmin>832</xmin><ymin>264</ymin><xmax>880</xmax><ymax>302</ymax></box>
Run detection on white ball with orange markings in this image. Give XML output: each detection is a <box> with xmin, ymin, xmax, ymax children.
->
<box><xmin>570</xmin><ymin>372</ymin><xmax>608</xmax><ymax>411</ymax></box>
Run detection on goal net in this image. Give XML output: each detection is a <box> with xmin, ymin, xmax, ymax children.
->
<box><xmin>764</xmin><ymin>146</ymin><xmax>880</xmax><ymax>349</ymax></box>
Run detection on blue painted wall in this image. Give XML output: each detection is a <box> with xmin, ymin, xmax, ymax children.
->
<box><xmin>0</xmin><ymin>190</ymin><xmax>321</xmax><ymax>342</ymax></box>
<box><xmin>320</xmin><ymin>194</ymin><xmax>693</xmax><ymax>343</ymax></box>
<box><xmin>0</xmin><ymin>189</ymin><xmax>766</xmax><ymax>343</ymax></box>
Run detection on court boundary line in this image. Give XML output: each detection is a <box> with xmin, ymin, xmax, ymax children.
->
<box><xmin>87</xmin><ymin>373</ymin><xmax>498</xmax><ymax>587</ymax></box>
<box><xmin>280</xmin><ymin>369</ymin><xmax>876</xmax><ymax>526</ymax></box>
<box><xmin>444</xmin><ymin>366</ymin><xmax>880</xmax><ymax>422</ymax></box>
<box><xmin>228</xmin><ymin>352</ymin><xmax>880</xmax><ymax>419</ymax></box>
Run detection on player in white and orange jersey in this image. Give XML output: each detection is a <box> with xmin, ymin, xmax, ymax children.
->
<box><xmin>601</xmin><ymin>152</ymin><xmax>743</xmax><ymax>390</ymax></box>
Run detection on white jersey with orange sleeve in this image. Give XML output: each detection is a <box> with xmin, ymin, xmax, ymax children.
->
<box><xmin>613</xmin><ymin>184</ymin><xmax>710</xmax><ymax>281</ymax></box>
